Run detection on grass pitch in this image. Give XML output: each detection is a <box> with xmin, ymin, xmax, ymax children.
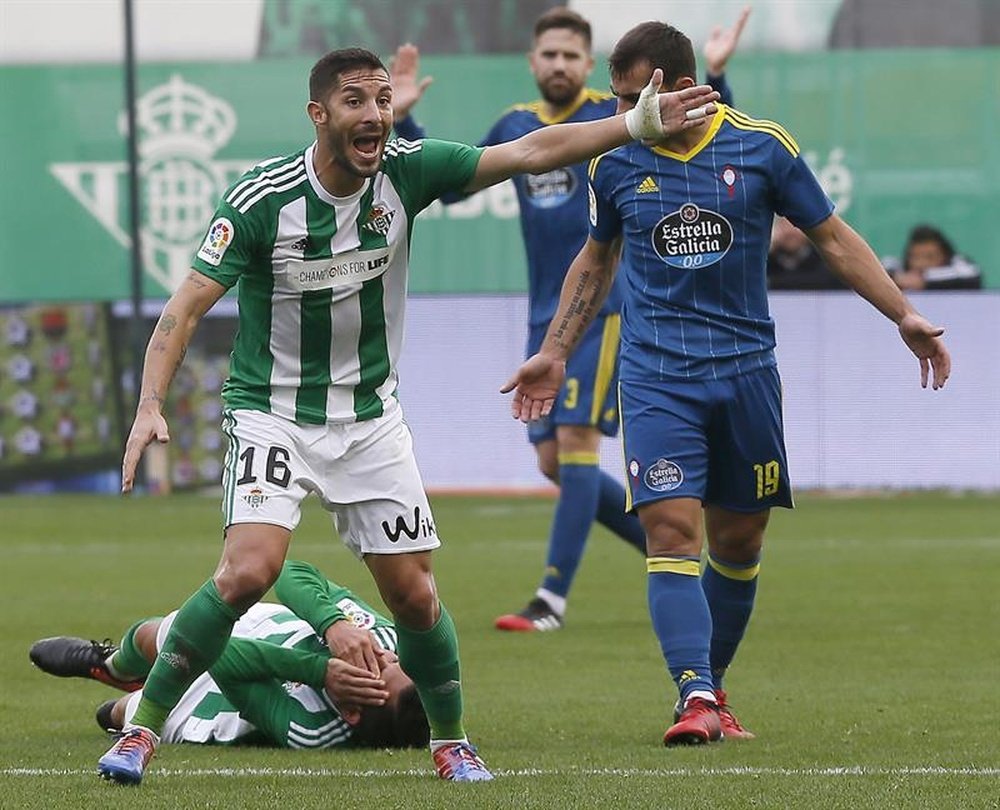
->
<box><xmin>2</xmin><ymin>492</ymin><xmax>999</xmax><ymax>809</ymax></box>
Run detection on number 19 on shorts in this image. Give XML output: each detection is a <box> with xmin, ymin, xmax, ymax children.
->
<box><xmin>753</xmin><ymin>460</ymin><xmax>780</xmax><ymax>499</ymax></box>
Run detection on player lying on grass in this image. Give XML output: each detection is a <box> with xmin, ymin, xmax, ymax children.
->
<box><xmin>29</xmin><ymin>560</ymin><xmax>429</xmax><ymax>750</ymax></box>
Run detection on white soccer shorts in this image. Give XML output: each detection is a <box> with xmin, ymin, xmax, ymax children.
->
<box><xmin>220</xmin><ymin>402</ymin><xmax>441</xmax><ymax>557</ymax></box>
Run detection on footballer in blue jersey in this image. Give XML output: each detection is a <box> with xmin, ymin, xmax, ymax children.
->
<box><xmin>392</xmin><ymin>7</ymin><xmax>748</xmax><ymax>633</ymax></box>
<box><xmin>505</xmin><ymin>21</ymin><xmax>950</xmax><ymax>745</ymax></box>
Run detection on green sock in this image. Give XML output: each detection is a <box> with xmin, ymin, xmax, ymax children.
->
<box><xmin>395</xmin><ymin>604</ymin><xmax>465</xmax><ymax>741</ymax></box>
<box><xmin>108</xmin><ymin>618</ymin><xmax>157</xmax><ymax>679</ymax></box>
<box><xmin>131</xmin><ymin>580</ymin><xmax>240</xmax><ymax>733</ymax></box>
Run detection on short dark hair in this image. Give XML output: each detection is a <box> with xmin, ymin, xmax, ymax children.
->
<box><xmin>608</xmin><ymin>21</ymin><xmax>696</xmax><ymax>87</ymax></box>
<box><xmin>905</xmin><ymin>225</ymin><xmax>955</xmax><ymax>266</ymax></box>
<box><xmin>309</xmin><ymin>48</ymin><xmax>387</xmax><ymax>102</ymax></box>
<box><xmin>534</xmin><ymin>6</ymin><xmax>592</xmax><ymax>49</ymax></box>
<box><xmin>351</xmin><ymin>685</ymin><xmax>430</xmax><ymax>749</ymax></box>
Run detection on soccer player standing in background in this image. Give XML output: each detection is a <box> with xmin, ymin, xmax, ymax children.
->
<box><xmin>393</xmin><ymin>6</ymin><xmax>751</xmax><ymax>633</ymax></box>
<box><xmin>97</xmin><ymin>46</ymin><xmax>720</xmax><ymax>784</ymax></box>
<box><xmin>504</xmin><ymin>21</ymin><xmax>950</xmax><ymax>745</ymax></box>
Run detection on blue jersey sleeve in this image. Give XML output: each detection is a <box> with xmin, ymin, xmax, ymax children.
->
<box><xmin>393</xmin><ymin>114</ymin><xmax>426</xmax><ymax>141</ymax></box>
<box><xmin>706</xmin><ymin>72</ymin><xmax>734</xmax><ymax>107</ymax></box>
<box><xmin>587</xmin><ymin>159</ymin><xmax>621</xmax><ymax>243</ymax></box>
<box><xmin>770</xmin><ymin>144</ymin><xmax>834</xmax><ymax>230</ymax></box>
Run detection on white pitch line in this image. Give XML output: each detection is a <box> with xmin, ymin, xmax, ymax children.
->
<box><xmin>3</xmin><ymin>766</ymin><xmax>999</xmax><ymax>778</ymax></box>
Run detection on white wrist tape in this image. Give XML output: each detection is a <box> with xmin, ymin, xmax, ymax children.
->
<box><xmin>623</xmin><ymin>76</ymin><xmax>664</xmax><ymax>141</ymax></box>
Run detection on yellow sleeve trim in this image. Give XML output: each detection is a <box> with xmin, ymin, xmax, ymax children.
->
<box><xmin>590</xmin><ymin>314</ymin><xmax>620</xmax><ymax>425</ymax></box>
<box><xmin>557</xmin><ymin>451</ymin><xmax>600</xmax><ymax>466</ymax></box>
<box><xmin>647</xmin><ymin>557</ymin><xmax>701</xmax><ymax>576</ymax></box>
<box><xmin>588</xmin><ymin>153</ymin><xmax>608</xmax><ymax>180</ymax></box>
<box><xmin>707</xmin><ymin>556</ymin><xmax>760</xmax><ymax>581</ymax></box>
<box><xmin>724</xmin><ymin>108</ymin><xmax>800</xmax><ymax>156</ymax></box>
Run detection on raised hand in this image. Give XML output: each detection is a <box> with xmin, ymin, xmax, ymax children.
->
<box><xmin>625</xmin><ymin>69</ymin><xmax>721</xmax><ymax>141</ymax></box>
<box><xmin>390</xmin><ymin>43</ymin><xmax>433</xmax><ymax>121</ymax></box>
<box><xmin>704</xmin><ymin>5</ymin><xmax>752</xmax><ymax>77</ymax></box>
<box><xmin>501</xmin><ymin>353</ymin><xmax>567</xmax><ymax>423</ymax></box>
<box><xmin>898</xmin><ymin>312</ymin><xmax>951</xmax><ymax>389</ymax></box>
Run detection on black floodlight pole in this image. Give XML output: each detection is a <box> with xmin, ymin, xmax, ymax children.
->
<box><xmin>123</xmin><ymin>0</ymin><xmax>146</xmax><ymax>488</ymax></box>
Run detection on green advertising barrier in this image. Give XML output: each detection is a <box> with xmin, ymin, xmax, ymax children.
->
<box><xmin>1</xmin><ymin>49</ymin><xmax>997</xmax><ymax>302</ymax></box>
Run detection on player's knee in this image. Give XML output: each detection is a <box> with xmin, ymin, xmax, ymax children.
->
<box><xmin>707</xmin><ymin>512</ymin><xmax>768</xmax><ymax>561</ymax></box>
<box><xmin>640</xmin><ymin>510</ymin><xmax>701</xmax><ymax>557</ymax></box>
<box><xmin>214</xmin><ymin>560</ymin><xmax>279</xmax><ymax>608</ymax></box>
<box><xmin>383</xmin><ymin>576</ymin><xmax>438</xmax><ymax>630</ymax></box>
<box><xmin>537</xmin><ymin>454</ymin><xmax>559</xmax><ymax>482</ymax></box>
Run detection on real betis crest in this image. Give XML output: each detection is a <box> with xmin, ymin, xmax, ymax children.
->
<box><xmin>49</xmin><ymin>75</ymin><xmax>256</xmax><ymax>292</ymax></box>
<box><xmin>362</xmin><ymin>202</ymin><xmax>395</xmax><ymax>237</ymax></box>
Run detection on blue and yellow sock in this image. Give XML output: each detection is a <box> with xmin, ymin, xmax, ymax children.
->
<box><xmin>539</xmin><ymin>453</ymin><xmax>602</xmax><ymax>602</ymax></box>
<box><xmin>595</xmin><ymin>472</ymin><xmax>646</xmax><ymax>553</ymax></box>
<box><xmin>647</xmin><ymin>556</ymin><xmax>715</xmax><ymax>703</ymax></box>
<box><xmin>702</xmin><ymin>554</ymin><xmax>760</xmax><ymax>690</ymax></box>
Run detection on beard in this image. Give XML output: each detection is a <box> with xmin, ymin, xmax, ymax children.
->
<box><xmin>325</xmin><ymin>129</ymin><xmax>385</xmax><ymax>179</ymax></box>
<box><xmin>538</xmin><ymin>75</ymin><xmax>582</xmax><ymax>107</ymax></box>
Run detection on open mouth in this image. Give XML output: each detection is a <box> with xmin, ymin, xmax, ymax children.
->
<box><xmin>352</xmin><ymin>135</ymin><xmax>382</xmax><ymax>159</ymax></box>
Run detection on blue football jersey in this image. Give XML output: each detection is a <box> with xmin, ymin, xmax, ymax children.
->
<box><xmin>588</xmin><ymin>104</ymin><xmax>834</xmax><ymax>382</ymax></box>
<box><xmin>481</xmin><ymin>90</ymin><xmax>623</xmax><ymax>328</ymax></box>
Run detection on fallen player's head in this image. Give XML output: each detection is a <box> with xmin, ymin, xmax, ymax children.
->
<box><xmin>350</xmin><ymin>663</ymin><xmax>429</xmax><ymax>749</ymax></box>
<box><xmin>351</xmin><ymin>682</ymin><xmax>429</xmax><ymax>748</ymax></box>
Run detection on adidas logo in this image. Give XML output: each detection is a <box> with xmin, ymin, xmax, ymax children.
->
<box><xmin>289</xmin><ymin>236</ymin><xmax>308</xmax><ymax>251</ymax></box>
<box><xmin>636</xmin><ymin>176</ymin><xmax>659</xmax><ymax>194</ymax></box>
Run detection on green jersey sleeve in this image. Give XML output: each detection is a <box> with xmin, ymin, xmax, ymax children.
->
<box><xmin>274</xmin><ymin>560</ymin><xmax>393</xmax><ymax>640</ymax></box>
<box><xmin>210</xmin><ymin>637</ymin><xmax>329</xmax><ymax>689</ymax></box>
<box><xmin>190</xmin><ymin>197</ymin><xmax>262</xmax><ymax>289</ymax></box>
<box><xmin>386</xmin><ymin>138</ymin><xmax>484</xmax><ymax>215</ymax></box>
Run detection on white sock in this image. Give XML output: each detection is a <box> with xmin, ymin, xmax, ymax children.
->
<box><xmin>430</xmin><ymin>738</ymin><xmax>468</xmax><ymax>753</ymax></box>
<box><xmin>685</xmin><ymin>689</ymin><xmax>718</xmax><ymax>706</ymax></box>
<box><xmin>535</xmin><ymin>588</ymin><xmax>566</xmax><ymax>617</ymax></box>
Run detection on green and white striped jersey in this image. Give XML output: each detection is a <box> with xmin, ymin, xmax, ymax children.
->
<box><xmin>157</xmin><ymin>598</ymin><xmax>397</xmax><ymax>747</ymax></box>
<box><xmin>192</xmin><ymin>138</ymin><xmax>483</xmax><ymax>424</ymax></box>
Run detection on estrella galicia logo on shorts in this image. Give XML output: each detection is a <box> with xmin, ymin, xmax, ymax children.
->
<box><xmin>382</xmin><ymin>505</ymin><xmax>436</xmax><ymax>543</ymax></box>
<box><xmin>523</xmin><ymin>168</ymin><xmax>578</xmax><ymax>209</ymax></box>
<box><xmin>651</xmin><ymin>203</ymin><xmax>733</xmax><ymax>269</ymax></box>
<box><xmin>644</xmin><ymin>458</ymin><xmax>684</xmax><ymax>492</ymax></box>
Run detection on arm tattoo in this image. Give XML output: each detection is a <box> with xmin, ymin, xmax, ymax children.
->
<box><xmin>158</xmin><ymin>313</ymin><xmax>178</xmax><ymax>335</ymax></box>
<box><xmin>186</xmin><ymin>271</ymin><xmax>208</xmax><ymax>288</ymax></box>
<box><xmin>550</xmin><ymin>268</ymin><xmax>602</xmax><ymax>354</ymax></box>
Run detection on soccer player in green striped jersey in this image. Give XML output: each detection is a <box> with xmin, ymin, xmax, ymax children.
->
<box><xmin>34</xmin><ymin>560</ymin><xmax>429</xmax><ymax>751</ymax></box>
<box><xmin>102</xmin><ymin>46</ymin><xmax>721</xmax><ymax>785</ymax></box>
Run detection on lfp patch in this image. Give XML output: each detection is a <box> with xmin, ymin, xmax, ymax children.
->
<box><xmin>336</xmin><ymin>597</ymin><xmax>376</xmax><ymax>630</ymax></box>
<box><xmin>197</xmin><ymin>217</ymin><xmax>234</xmax><ymax>266</ymax></box>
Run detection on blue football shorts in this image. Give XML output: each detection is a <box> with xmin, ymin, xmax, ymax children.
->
<box><xmin>526</xmin><ymin>313</ymin><xmax>621</xmax><ymax>445</ymax></box>
<box><xmin>619</xmin><ymin>364</ymin><xmax>793</xmax><ymax>512</ymax></box>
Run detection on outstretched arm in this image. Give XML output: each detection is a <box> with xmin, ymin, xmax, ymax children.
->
<box><xmin>704</xmin><ymin>5</ymin><xmax>751</xmax><ymax>78</ymax></box>
<box><xmin>502</xmin><ymin>236</ymin><xmax>619</xmax><ymax>421</ymax></box>
<box><xmin>121</xmin><ymin>270</ymin><xmax>226</xmax><ymax>492</ymax></box>
<box><xmin>468</xmin><ymin>71</ymin><xmax>719</xmax><ymax>192</ymax></box>
<box><xmin>806</xmin><ymin>214</ymin><xmax>951</xmax><ymax>389</ymax></box>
